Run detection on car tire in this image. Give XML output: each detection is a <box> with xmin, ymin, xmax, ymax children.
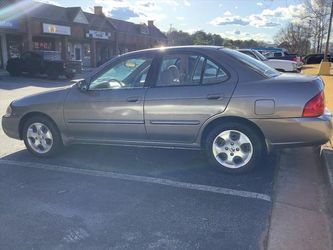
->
<box><xmin>205</xmin><ymin>122</ymin><xmax>264</xmax><ymax>174</ymax></box>
<box><xmin>22</xmin><ymin>116</ymin><xmax>63</xmax><ymax>157</ymax></box>
<box><xmin>47</xmin><ymin>68</ymin><xmax>59</xmax><ymax>80</ymax></box>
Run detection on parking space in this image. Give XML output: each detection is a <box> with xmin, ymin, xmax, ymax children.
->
<box><xmin>0</xmin><ymin>75</ymin><xmax>276</xmax><ymax>249</ymax></box>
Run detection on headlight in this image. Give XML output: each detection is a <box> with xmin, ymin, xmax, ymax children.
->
<box><xmin>4</xmin><ymin>104</ymin><xmax>13</xmax><ymax>117</ymax></box>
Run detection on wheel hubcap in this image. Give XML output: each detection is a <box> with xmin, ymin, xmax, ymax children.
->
<box><xmin>212</xmin><ymin>130</ymin><xmax>253</xmax><ymax>169</ymax></box>
<box><xmin>27</xmin><ymin>122</ymin><xmax>53</xmax><ymax>154</ymax></box>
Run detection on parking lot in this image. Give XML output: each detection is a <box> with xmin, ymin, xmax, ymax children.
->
<box><xmin>0</xmin><ymin>74</ymin><xmax>330</xmax><ymax>250</ymax></box>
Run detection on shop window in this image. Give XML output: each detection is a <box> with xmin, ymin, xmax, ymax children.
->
<box><xmin>33</xmin><ymin>37</ymin><xmax>55</xmax><ymax>51</ymax></box>
<box><xmin>7</xmin><ymin>35</ymin><xmax>22</xmax><ymax>58</ymax></box>
<box><xmin>83</xmin><ymin>44</ymin><xmax>90</xmax><ymax>57</ymax></box>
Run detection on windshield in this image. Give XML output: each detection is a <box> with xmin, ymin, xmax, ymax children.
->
<box><xmin>223</xmin><ymin>49</ymin><xmax>280</xmax><ymax>78</ymax></box>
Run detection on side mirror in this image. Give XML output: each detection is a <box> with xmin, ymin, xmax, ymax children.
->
<box><xmin>74</xmin><ymin>79</ymin><xmax>89</xmax><ymax>92</ymax></box>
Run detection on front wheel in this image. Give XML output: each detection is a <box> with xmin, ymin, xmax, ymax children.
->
<box><xmin>205</xmin><ymin>122</ymin><xmax>264</xmax><ymax>174</ymax></box>
<box><xmin>23</xmin><ymin>116</ymin><xmax>63</xmax><ymax>157</ymax></box>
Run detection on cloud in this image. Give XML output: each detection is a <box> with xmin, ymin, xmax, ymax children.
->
<box><xmin>210</xmin><ymin>4</ymin><xmax>305</xmax><ymax>28</ymax></box>
<box><xmin>220</xmin><ymin>30</ymin><xmax>271</xmax><ymax>42</ymax></box>
<box><xmin>34</xmin><ymin>0</ymin><xmax>60</xmax><ymax>5</ymax></box>
<box><xmin>183</xmin><ymin>0</ymin><xmax>191</xmax><ymax>6</ymax></box>
<box><xmin>210</xmin><ymin>16</ymin><xmax>249</xmax><ymax>26</ymax></box>
<box><xmin>224</xmin><ymin>11</ymin><xmax>232</xmax><ymax>16</ymax></box>
<box><xmin>257</xmin><ymin>2</ymin><xmax>263</xmax><ymax>6</ymax></box>
<box><xmin>110</xmin><ymin>7</ymin><xmax>139</xmax><ymax>20</ymax></box>
<box><xmin>176</xmin><ymin>16</ymin><xmax>185</xmax><ymax>20</ymax></box>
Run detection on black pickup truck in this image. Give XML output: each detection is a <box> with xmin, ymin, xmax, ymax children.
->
<box><xmin>6</xmin><ymin>51</ymin><xmax>82</xmax><ymax>80</ymax></box>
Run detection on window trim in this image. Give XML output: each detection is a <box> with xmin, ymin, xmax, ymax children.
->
<box><xmin>151</xmin><ymin>51</ymin><xmax>230</xmax><ymax>88</ymax></box>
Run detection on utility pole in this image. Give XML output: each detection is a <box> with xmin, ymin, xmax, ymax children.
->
<box><xmin>324</xmin><ymin>0</ymin><xmax>333</xmax><ymax>61</ymax></box>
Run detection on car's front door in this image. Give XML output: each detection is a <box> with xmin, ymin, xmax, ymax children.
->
<box><xmin>144</xmin><ymin>52</ymin><xmax>238</xmax><ymax>144</ymax></box>
<box><xmin>63</xmin><ymin>54</ymin><xmax>154</xmax><ymax>142</ymax></box>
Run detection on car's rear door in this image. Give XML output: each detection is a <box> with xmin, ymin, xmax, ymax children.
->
<box><xmin>144</xmin><ymin>50</ymin><xmax>238</xmax><ymax>144</ymax></box>
<box><xmin>63</xmin><ymin>53</ymin><xmax>155</xmax><ymax>142</ymax></box>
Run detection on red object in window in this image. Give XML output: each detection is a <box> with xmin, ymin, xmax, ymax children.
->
<box><xmin>302</xmin><ymin>91</ymin><xmax>325</xmax><ymax>117</ymax></box>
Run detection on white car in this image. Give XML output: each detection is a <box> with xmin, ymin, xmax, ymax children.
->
<box><xmin>239</xmin><ymin>49</ymin><xmax>299</xmax><ymax>73</ymax></box>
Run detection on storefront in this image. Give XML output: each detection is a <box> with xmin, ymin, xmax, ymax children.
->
<box><xmin>0</xmin><ymin>18</ymin><xmax>23</xmax><ymax>68</ymax></box>
<box><xmin>86</xmin><ymin>29</ymin><xmax>114</xmax><ymax>66</ymax></box>
<box><xmin>30</xmin><ymin>22</ymin><xmax>71</xmax><ymax>60</ymax></box>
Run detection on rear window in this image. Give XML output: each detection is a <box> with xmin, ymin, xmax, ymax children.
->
<box><xmin>223</xmin><ymin>49</ymin><xmax>280</xmax><ymax>78</ymax></box>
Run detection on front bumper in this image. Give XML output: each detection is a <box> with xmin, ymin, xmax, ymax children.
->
<box><xmin>2</xmin><ymin>115</ymin><xmax>21</xmax><ymax>140</ymax></box>
<box><xmin>252</xmin><ymin>109</ymin><xmax>332</xmax><ymax>148</ymax></box>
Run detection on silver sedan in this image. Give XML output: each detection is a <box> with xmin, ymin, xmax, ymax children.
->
<box><xmin>2</xmin><ymin>46</ymin><xmax>332</xmax><ymax>173</ymax></box>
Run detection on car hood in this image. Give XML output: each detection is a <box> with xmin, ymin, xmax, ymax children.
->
<box><xmin>12</xmin><ymin>86</ymin><xmax>72</xmax><ymax>107</ymax></box>
<box><xmin>268</xmin><ymin>59</ymin><xmax>296</xmax><ymax>64</ymax></box>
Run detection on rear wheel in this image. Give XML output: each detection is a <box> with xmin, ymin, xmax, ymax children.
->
<box><xmin>205</xmin><ymin>122</ymin><xmax>264</xmax><ymax>174</ymax></box>
<box><xmin>22</xmin><ymin>116</ymin><xmax>63</xmax><ymax>157</ymax></box>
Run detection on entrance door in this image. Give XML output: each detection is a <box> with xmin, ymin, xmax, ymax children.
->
<box><xmin>74</xmin><ymin>44</ymin><xmax>82</xmax><ymax>61</ymax></box>
<box><xmin>64</xmin><ymin>54</ymin><xmax>154</xmax><ymax>142</ymax></box>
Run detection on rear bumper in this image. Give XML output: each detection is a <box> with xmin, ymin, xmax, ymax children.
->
<box><xmin>252</xmin><ymin>109</ymin><xmax>332</xmax><ymax>148</ymax></box>
<box><xmin>2</xmin><ymin>116</ymin><xmax>21</xmax><ymax>140</ymax></box>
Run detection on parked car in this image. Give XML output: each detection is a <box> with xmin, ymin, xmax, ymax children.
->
<box><xmin>2</xmin><ymin>46</ymin><xmax>332</xmax><ymax>173</ymax></box>
<box><xmin>263</xmin><ymin>51</ymin><xmax>303</xmax><ymax>69</ymax></box>
<box><xmin>239</xmin><ymin>49</ymin><xmax>299</xmax><ymax>72</ymax></box>
<box><xmin>6</xmin><ymin>51</ymin><xmax>82</xmax><ymax>80</ymax></box>
<box><xmin>303</xmin><ymin>54</ymin><xmax>333</xmax><ymax>64</ymax></box>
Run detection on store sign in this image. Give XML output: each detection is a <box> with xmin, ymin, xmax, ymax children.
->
<box><xmin>43</xmin><ymin>23</ymin><xmax>71</xmax><ymax>35</ymax></box>
<box><xmin>86</xmin><ymin>30</ymin><xmax>111</xmax><ymax>40</ymax></box>
<box><xmin>0</xmin><ymin>19</ymin><xmax>19</xmax><ymax>29</ymax></box>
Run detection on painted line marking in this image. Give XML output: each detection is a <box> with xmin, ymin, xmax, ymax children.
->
<box><xmin>0</xmin><ymin>159</ymin><xmax>271</xmax><ymax>202</ymax></box>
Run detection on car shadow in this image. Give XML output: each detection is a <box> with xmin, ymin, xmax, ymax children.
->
<box><xmin>2</xmin><ymin>144</ymin><xmax>278</xmax><ymax>195</ymax></box>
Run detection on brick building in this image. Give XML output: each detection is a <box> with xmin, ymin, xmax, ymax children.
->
<box><xmin>0</xmin><ymin>0</ymin><xmax>167</xmax><ymax>68</ymax></box>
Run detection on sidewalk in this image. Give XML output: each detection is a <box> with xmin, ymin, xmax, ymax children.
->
<box><xmin>267</xmin><ymin>147</ymin><xmax>332</xmax><ymax>250</ymax></box>
<box><xmin>266</xmin><ymin>65</ymin><xmax>333</xmax><ymax>250</ymax></box>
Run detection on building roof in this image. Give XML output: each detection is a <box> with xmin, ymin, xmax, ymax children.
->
<box><xmin>108</xmin><ymin>18</ymin><xmax>166</xmax><ymax>40</ymax></box>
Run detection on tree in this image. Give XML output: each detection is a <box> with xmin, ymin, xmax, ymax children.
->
<box><xmin>302</xmin><ymin>0</ymin><xmax>331</xmax><ymax>53</ymax></box>
<box><xmin>274</xmin><ymin>22</ymin><xmax>311</xmax><ymax>54</ymax></box>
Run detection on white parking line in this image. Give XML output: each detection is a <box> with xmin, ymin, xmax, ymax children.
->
<box><xmin>0</xmin><ymin>159</ymin><xmax>271</xmax><ymax>202</ymax></box>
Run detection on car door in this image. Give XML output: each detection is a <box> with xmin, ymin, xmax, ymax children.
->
<box><xmin>144</xmin><ymin>51</ymin><xmax>238</xmax><ymax>144</ymax></box>
<box><xmin>63</xmin><ymin>54</ymin><xmax>154</xmax><ymax>142</ymax></box>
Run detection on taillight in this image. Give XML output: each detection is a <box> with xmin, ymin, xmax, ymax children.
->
<box><xmin>292</xmin><ymin>57</ymin><xmax>297</xmax><ymax>62</ymax></box>
<box><xmin>302</xmin><ymin>91</ymin><xmax>325</xmax><ymax>117</ymax></box>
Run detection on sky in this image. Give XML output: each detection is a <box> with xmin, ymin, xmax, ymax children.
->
<box><xmin>36</xmin><ymin>0</ymin><xmax>306</xmax><ymax>42</ymax></box>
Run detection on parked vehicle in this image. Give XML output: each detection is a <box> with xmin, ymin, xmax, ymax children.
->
<box><xmin>6</xmin><ymin>51</ymin><xmax>82</xmax><ymax>80</ymax></box>
<box><xmin>263</xmin><ymin>51</ymin><xmax>303</xmax><ymax>69</ymax></box>
<box><xmin>239</xmin><ymin>49</ymin><xmax>299</xmax><ymax>72</ymax></box>
<box><xmin>2</xmin><ymin>46</ymin><xmax>332</xmax><ymax>173</ymax></box>
<box><xmin>303</xmin><ymin>54</ymin><xmax>333</xmax><ymax>64</ymax></box>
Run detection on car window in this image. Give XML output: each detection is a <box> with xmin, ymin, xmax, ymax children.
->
<box><xmin>224</xmin><ymin>49</ymin><xmax>280</xmax><ymax>78</ymax></box>
<box><xmin>156</xmin><ymin>54</ymin><xmax>228</xmax><ymax>86</ymax></box>
<box><xmin>202</xmin><ymin>59</ymin><xmax>228</xmax><ymax>84</ymax></box>
<box><xmin>90</xmin><ymin>57</ymin><xmax>153</xmax><ymax>90</ymax></box>
<box><xmin>240</xmin><ymin>51</ymin><xmax>257</xmax><ymax>59</ymax></box>
<box><xmin>156</xmin><ymin>54</ymin><xmax>201</xmax><ymax>86</ymax></box>
<box><xmin>21</xmin><ymin>53</ymin><xmax>31</xmax><ymax>61</ymax></box>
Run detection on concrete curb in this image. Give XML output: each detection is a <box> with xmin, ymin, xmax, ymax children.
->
<box><xmin>321</xmin><ymin>147</ymin><xmax>333</xmax><ymax>193</ymax></box>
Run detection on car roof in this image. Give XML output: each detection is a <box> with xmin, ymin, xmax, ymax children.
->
<box><xmin>124</xmin><ymin>45</ymin><xmax>224</xmax><ymax>55</ymax></box>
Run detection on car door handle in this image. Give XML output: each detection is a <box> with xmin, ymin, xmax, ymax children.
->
<box><xmin>206</xmin><ymin>94</ymin><xmax>222</xmax><ymax>100</ymax></box>
<box><xmin>127</xmin><ymin>96</ymin><xmax>140</xmax><ymax>102</ymax></box>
